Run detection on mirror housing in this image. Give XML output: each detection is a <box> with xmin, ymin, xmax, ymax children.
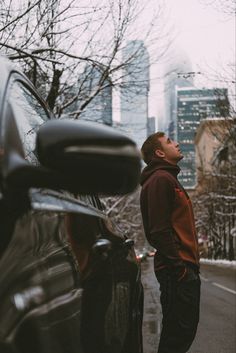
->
<box><xmin>34</xmin><ymin>119</ymin><xmax>141</xmax><ymax>195</ymax></box>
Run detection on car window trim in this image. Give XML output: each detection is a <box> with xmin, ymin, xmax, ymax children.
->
<box><xmin>30</xmin><ymin>189</ymin><xmax>107</xmax><ymax>220</ymax></box>
<box><xmin>9</xmin><ymin>73</ymin><xmax>52</xmax><ymax>120</ymax></box>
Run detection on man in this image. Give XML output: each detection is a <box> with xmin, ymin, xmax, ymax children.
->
<box><xmin>140</xmin><ymin>132</ymin><xmax>200</xmax><ymax>353</ymax></box>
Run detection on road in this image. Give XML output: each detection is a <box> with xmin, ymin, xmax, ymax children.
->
<box><xmin>141</xmin><ymin>258</ymin><xmax>236</xmax><ymax>353</ymax></box>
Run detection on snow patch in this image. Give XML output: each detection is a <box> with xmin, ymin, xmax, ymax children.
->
<box><xmin>200</xmin><ymin>258</ymin><xmax>236</xmax><ymax>268</ymax></box>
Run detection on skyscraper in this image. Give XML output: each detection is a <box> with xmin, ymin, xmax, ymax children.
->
<box><xmin>120</xmin><ymin>40</ymin><xmax>150</xmax><ymax>148</ymax></box>
<box><xmin>163</xmin><ymin>49</ymin><xmax>193</xmax><ymax>138</ymax></box>
<box><xmin>79</xmin><ymin>66</ymin><xmax>112</xmax><ymax>126</ymax></box>
<box><xmin>147</xmin><ymin>116</ymin><xmax>156</xmax><ymax>136</ymax></box>
<box><xmin>177</xmin><ymin>87</ymin><xmax>229</xmax><ymax>188</ymax></box>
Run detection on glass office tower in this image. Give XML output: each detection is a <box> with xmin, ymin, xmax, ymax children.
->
<box><xmin>120</xmin><ymin>40</ymin><xmax>150</xmax><ymax>148</ymax></box>
<box><xmin>177</xmin><ymin>87</ymin><xmax>229</xmax><ymax>188</ymax></box>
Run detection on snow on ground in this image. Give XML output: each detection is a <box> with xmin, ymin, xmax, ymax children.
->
<box><xmin>200</xmin><ymin>258</ymin><xmax>236</xmax><ymax>268</ymax></box>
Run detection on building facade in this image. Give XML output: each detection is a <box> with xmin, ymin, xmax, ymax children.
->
<box><xmin>195</xmin><ymin>118</ymin><xmax>232</xmax><ymax>191</ymax></box>
<box><xmin>176</xmin><ymin>87</ymin><xmax>229</xmax><ymax>188</ymax></box>
<box><xmin>163</xmin><ymin>49</ymin><xmax>193</xmax><ymax>137</ymax></box>
<box><xmin>120</xmin><ymin>40</ymin><xmax>150</xmax><ymax>148</ymax></box>
<box><xmin>79</xmin><ymin>66</ymin><xmax>113</xmax><ymax>126</ymax></box>
<box><xmin>147</xmin><ymin>116</ymin><xmax>156</xmax><ymax>136</ymax></box>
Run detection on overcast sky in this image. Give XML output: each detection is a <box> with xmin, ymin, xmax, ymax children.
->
<box><xmin>113</xmin><ymin>0</ymin><xmax>235</xmax><ymax>125</ymax></box>
<box><xmin>166</xmin><ymin>0</ymin><xmax>234</xmax><ymax>66</ymax></box>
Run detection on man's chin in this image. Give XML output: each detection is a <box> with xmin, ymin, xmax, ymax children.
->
<box><xmin>178</xmin><ymin>154</ymin><xmax>184</xmax><ymax>161</ymax></box>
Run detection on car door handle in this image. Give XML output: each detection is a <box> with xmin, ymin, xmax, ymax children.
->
<box><xmin>123</xmin><ymin>238</ymin><xmax>134</xmax><ymax>249</ymax></box>
<box><xmin>92</xmin><ymin>239</ymin><xmax>112</xmax><ymax>260</ymax></box>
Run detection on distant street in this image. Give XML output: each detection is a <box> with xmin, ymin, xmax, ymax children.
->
<box><xmin>141</xmin><ymin>258</ymin><xmax>236</xmax><ymax>353</ymax></box>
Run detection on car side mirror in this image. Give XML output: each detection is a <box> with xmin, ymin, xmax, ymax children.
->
<box><xmin>35</xmin><ymin>119</ymin><xmax>141</xmax><ymax>195</ymax></box>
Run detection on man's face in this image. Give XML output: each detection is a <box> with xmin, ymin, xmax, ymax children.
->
<box><xmin>155</xmin><ymin>136</ymin><xmax>183</xmax><ymax>165</ymax></box>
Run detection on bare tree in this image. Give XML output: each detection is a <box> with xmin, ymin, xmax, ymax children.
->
<box><xmin>0</xmin><ymin>0</ymin><xmax>169</xmax><ymax>119</ymax></box>
<box><xmin>194</xmin><ymin>162</ymin><xmax>236</xmax><ymax>260</ymax></box>
<box><xmin>192</xmin><ymin>1</ymin><xmax>235</xmax><ymax>259</ymax></box>
<box><xmin>101</xmin><ymin>187</ymin><xmax>146</xmax><ymax>250</ymax></box>
<box><xmin>194</xmin><ymin>115</ymin><xmax>236</xmax><ymax>260</ymax></box>
<box><xmin>199</xmin><ymin>0</ymin><xmax>236</xmax><ymax>16</ymax></box>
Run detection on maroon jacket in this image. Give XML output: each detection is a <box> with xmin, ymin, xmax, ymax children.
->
<box><xmin>140</xmin><ymin>158</ymin><xmax>199</xmax><ymax>278</ymax></box>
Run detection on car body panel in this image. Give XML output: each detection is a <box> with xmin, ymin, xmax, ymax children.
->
<box><xmin>0</xmin><ymin>57</ymin><xmax>143</xmax><ymax>353</ymax></box>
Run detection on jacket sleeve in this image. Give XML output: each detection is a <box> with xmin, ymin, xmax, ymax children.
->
<box><xmin>146</xmin><ymin>174</ymin><xmax>187</xmax><ymax>280</ymax></box>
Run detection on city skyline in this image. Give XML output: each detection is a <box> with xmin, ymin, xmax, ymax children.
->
<box><xmin>113</xmin><ymin>0</ymin><xmax>235</xmax><ymax>131</ymax></box>
<box><xmin>144</xmin><ymin>0</ymin><xmax>235</xmax><ymax>128</ymax></box>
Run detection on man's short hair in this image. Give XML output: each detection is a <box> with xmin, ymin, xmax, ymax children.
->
<box><xmin>141</xmin><ymin>132</ymin><xmax>165</xmax><ymax>164</ymax></box>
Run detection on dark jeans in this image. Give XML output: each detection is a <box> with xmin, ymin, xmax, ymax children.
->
<box><xmin>155</xmin><ymin>266</ymin><xmax>201</xmax><ymax>353</ymax></box>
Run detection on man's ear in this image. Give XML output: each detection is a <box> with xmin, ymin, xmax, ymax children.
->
<box><xmin>155</xmin><ymin>149</ymin><xmax>165</xmax><ymax>158</ymax></box>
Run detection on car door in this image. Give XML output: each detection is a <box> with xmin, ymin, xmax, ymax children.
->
<box><xmin>0</xmin><ymin>69</ymin><xmax>143</xmax><ymax>353</ymax></box>
<box><xmin>76</xmin><ymin>195</ymin><xmax>143</xmax><ymax>353</ymax></box>
<box><xmin>0</xmin><ymin>74</ymin><xmax>86</xmax><ymax>353</ymax></box>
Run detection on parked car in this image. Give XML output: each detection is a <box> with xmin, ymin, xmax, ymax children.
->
<box><xmin>0</xmin><ymin>57</ymin><xmax>143</xmax><ymax>353</ymax></box>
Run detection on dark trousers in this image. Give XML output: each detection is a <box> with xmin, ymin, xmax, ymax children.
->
<box><xmin>156</xmin><ymin>267</ymin><xmax>201</xmax><ymax>353</ymax></box>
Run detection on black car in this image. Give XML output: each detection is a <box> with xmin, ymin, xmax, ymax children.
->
<box><xmin>0</xmin><ymin>57</ymin><xmax>143</xmax><ymax>353</ymax></box>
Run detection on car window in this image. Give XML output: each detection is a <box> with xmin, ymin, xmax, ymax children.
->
<box><xmin>78</xmin><ymin>195</ymin><xmax>105</xmax><ymax>211</ymax></box>
<box><xmin>65</xmin><ymin>212</ymin><xmax>101</xmax><ymax>276</ymax></box>
<box><xmin>8</xmin><ymin>80</ymin><xmax>49</xmax><ymax>165</ymax></box>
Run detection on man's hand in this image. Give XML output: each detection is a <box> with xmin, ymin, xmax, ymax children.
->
<box><xmin>177</xmin><ymin>266</ymin><xmax>199</xmax><ymax>282</ymax></box>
